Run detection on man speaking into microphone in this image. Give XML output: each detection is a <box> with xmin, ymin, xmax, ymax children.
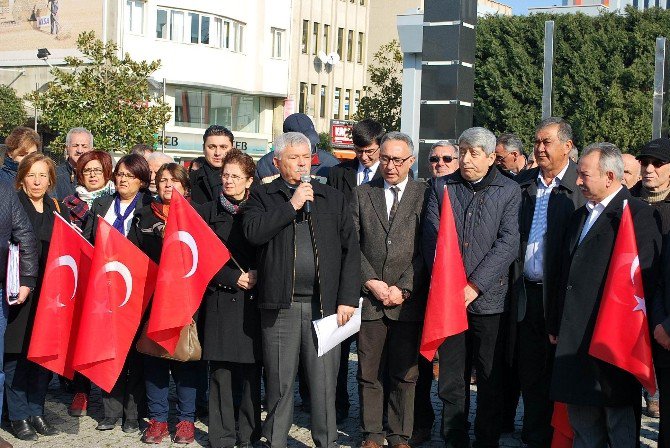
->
<box><xmin>243</xmin><ymin>131</ymin><xmax>360</xmax><ymax>448</ymax></box>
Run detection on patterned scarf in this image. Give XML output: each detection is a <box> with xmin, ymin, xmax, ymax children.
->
<box><xmin>219</xmin><ymin>190</ymin><xmax>248</xmax><ymax>215</ymax></box>
<box><xmin>75</xmin><ymin>181</ymin><xmax>115</xmax><ymax>208</ymax></box>
<box><xmin>150</xmin><ymin>201</ymin><xmax>170</xmax><ymax>222</ymax></box>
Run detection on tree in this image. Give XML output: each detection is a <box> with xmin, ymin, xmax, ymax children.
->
<box><xmin>0</xmin><ymin>85</ymin><xmax>28</xmax><ymax>140</ymax></box>
<box><xmin>354</xmin><ymin>39</ymin><xmax>403</xmax><ymax>132</ymax></box>
<box><xmin>26</xmin><ymin>31</ymin><xmax>171</xmax><ymax>152</ymax></box>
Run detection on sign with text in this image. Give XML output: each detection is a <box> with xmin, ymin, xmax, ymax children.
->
<box><xmin>162</xmin><ymin>132</ymin><xmax>269</xmax><ymax>157</ymax></box>
<box><xmin>330</xmin><ymin>119</ymin><xmax>355</xmax><ymax>149</ymax></box>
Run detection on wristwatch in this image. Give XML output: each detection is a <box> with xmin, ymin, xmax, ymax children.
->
<box><xmin>401</xmin><ymin>289</ymin><xmax>411</xmax><ymax>300</ymax></box>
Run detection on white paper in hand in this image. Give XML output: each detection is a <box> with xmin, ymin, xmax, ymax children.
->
<box><xmin>6</xmin><ymin>243</ymin><xmax>20</xmax><ymax>305</ymax></box>
<box><xmin>313</xmin><ymin>298</ymin><xmax>363</xmax><ymax>357</ymax></box>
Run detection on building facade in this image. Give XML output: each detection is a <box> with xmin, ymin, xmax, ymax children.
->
<box><xmin>528</xmin><ymin>0</ymin><xmax>668</xmax><ymax>15</ymax></box>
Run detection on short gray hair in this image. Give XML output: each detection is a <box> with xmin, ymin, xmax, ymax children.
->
<box><xmin>430</xmin><ymin>140</ymin><xmax>458</xmax><ymax>155</ymax></box>
<box><xmin>146</xmin><ymin>152</ymin><xmax>174</xmax><ymax>164</ymax></box>
<box><xmin>381</xmin><ymin>131</ymin><xmax>415</xmax><ymax>155</ymax></box>
<box><xmin>66</xmin><ymin>127</ymin><xmax>94</xmax><ymax>147</ymax></box>
<box><xmin>581</xmin><ymin>142</ymin><xmax>624</xmax><ymax>181</ymax></box>
<box><xmin>458</xmin><ymin>127</ymin><xmax>497</xmax><ymax>155</ymax></box>
<box><xmin>536</xmin><ymin>117</ymin><xmax>573</xmax><ymax>143</ymax></box>
<box><xmin>497</xmin><ymin>133</ymin><xmax>524</xmax><ymax>154</ymax></box>
<box><xmin>569</xmin><ymin>146</ymin><xmax>579</xmax><ymax>163</ymax></box>
<box><xmin>274</xmin><ymin>132</ymin><xmax>311</xmax><ymax>159</ymax></box>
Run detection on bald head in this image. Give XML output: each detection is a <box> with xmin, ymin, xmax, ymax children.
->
<box><xmin>621</xmin><ymin>153</ymin><xmax>641</xmax><ymax>189</ymax></box>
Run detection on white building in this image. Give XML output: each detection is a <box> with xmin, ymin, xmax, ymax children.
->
<box><xmin>528</xmin><ymin>0</ymin><xmax>667</xmax><ymax>15</ymax></box>
<box><xmin>0</xmin><ymin>0</ymin><xmax>292</xmax><ymax>160</ymax></box>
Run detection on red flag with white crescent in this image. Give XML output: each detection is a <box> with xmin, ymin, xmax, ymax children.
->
<box><xmin>28</xmin><ymin>214</ymin><xmax>93</xmax><ymax>379</ymax></box>
<box><xmin>147</xmin><ymin>190</ymin><xmax>230</xmax><ymax>354</ymax></box>
<box><xmin>72</xmin><ymin>218</ymin><xmax>157</xmax><ymax>393</ymax></box>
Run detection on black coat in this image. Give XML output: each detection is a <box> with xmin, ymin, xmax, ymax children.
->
<box><xmin>0</xmin><ymin>182</ymin><xmax>38</xmax><ymax>290</ymax></box>
<box><xmin>327</xmin><ymin>158</ymin><xmax>382</xmax><ymax>203</ymax></box>
<box><xmin>189</xmin><ymin>162</ymin><xmax>222</xmax><ymax>205</ymax></box>
<box><xmin>6</xmin><ymin>191</ymin><xmax>69</xmax><ymax>354</ymax></box>
<box><xmin>550</xmin><ymin>188</ymin><xmax>662</xmax><ymax>406</ymax></box>
<box><xmin>242</xmin><ymin>177</ymin><xmax>361</xmax><ymax>316</ymax></box>
<box><xmin>54</xmin><ymin>162</ymin><xmax>77</xmax><ymax>200</ymax></box>
<box><xmin>195</xmin><ymin>200</ymin><xmax>261</xmax><ymax>363</ymax></box>
<box><xmin>83</xmin><ymin>191</ymin><xmax>152</xmax><ymax>242</ymax></box>
<box><xmin>629</xmin><ymin>181</ymin><xmax>670</xmax><ymax>235</ymax></box>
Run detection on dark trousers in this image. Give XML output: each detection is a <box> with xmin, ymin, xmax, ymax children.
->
<box><xmin>518</xmin><ymin>282</ymin><xmax>554</xmax><ymax>447</ymax></box>
<box><xmin>196</xmin><ymin>360</ymin><xmax>209</xmax><ymax>409</ymax></box>
<box><xmin>143</xmin><ymin>355</ymin><xmax>197</xmax><ymax>422</ymax></box>
<box><xmin>102</xmin><ymin>348</ymin><xmax>145</xmax><ymax>422</ymax></box>
<box><xmin>413</xmin><ymin>354</ymin><xmax>435</xmax><ymax>431</ymax></box>
<box><xmin>438</xmin><ymin>312</ymin><xmax>504</xmax><ymax>448</ymax></box>
<box><xmin>358</xmin><ymin>317</ymin><xmax>421</xmax><ymax>446</ymax></box>
<box><xmin>656</xmin><ymin>362</ymin><xmax>670</xmax><ymax>447</ymax></box>
<box><xmin>336</xmin><ymin>334</ymin><xmax>356</xmax><ymax>414</ymax></box>
<box><xmin>502</xmin><ymin>354</ymin><xmax>520</xmax><ymax>431</ymax></box>
<box><xmin>4</xmin><ymin>354</ymin><xmax>51</xmax><ymax>420</ymax></box>
<box><xmin>261</xmin><ymin>301</ymin><xmax>340</xmax><ymax>448</ymax></box>
<box><xmin>73</xmin><ymin>372</ymin><xmax>91</xmax><ymax>395</ymax></box>
<box><xmin>209</xmin><ymin>361</ymin><xmax>261</xmax><ymax>448</ymax></box>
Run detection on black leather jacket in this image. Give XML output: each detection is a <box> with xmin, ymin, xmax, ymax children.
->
<box><xmin>0</xmin><ymin>182</ymin><xmax>38</xmax><ymax>289</ymax></box>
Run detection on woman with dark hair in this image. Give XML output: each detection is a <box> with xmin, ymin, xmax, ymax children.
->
<box><xmin>199</xmin><ymin>150</ymin><xmax>261</xmax><ymax>448</ymax></box>
<box><xmin>62</xmin><ymin>150</ymin><xmax>115</xmax><ymax>230</ymax></box>
<box><xmin>127</xmin><ymin>163</ymin><xmax>199</xmax><ymax>445</ymax></box>
<box><xmin>0</xmin><ymin>127</ymin><xmax>41</xmax><ymax>184</ymax></box>
<box><xmin>5</xmin><ymin>152</ymin><xmax>67</xmax><ymax>441</ymax></box>
<box><xmin>83</xmin><ymin>153</ymin><xmax>152</xmax><ymax>433</ymax></box>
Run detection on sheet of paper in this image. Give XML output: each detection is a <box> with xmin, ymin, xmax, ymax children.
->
<box><xmin>313</xmin><ymin>298</ymin><xmax>363</xmax><ymax>357</ymax></box>
<box><xmin>6</xmin><ymin>243</ymin><xmax>20</xmax><ymax>305</ymax></box>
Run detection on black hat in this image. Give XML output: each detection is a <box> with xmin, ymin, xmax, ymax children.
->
<box><xmin>283</xmin><ymin>113</ymin><xmax>319</xmax><ymax>153</ymax></box>
<box><xmin>637</xmin><ymin>138</ymin><xmax>670</xmax><ymax>163</ymax></box>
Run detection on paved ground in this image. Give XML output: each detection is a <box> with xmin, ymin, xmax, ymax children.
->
<box><xmin>0</xmin><ymin>351</ymin><xmax>660</xmax><ymax>447</ymax></box>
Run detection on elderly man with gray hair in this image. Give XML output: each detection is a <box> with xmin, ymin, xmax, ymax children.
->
<box><xmin>55</xmin><ymin>127</ymin><xmax>94</xmax><ymax>199</ymax></box>
<box><xmin>422</xmin><ymin>127</ymin><xmax>521</xmax><ymax>448</ymax></box>
<box><xmin>495</xmin><ymin>133</ymin><xmax>527</xmax><ymax>176</ymax></box>
<box><xmin>146</xmin><ymin>152</ymin><xmax>174</xmax><ymax>194</ymax></box>
<box><xmin>243</xmin><ymin>132</ymin><xmax>360</xmax><ymax>448</ymax></box>
<box><xmin>428</xmin><ymin>140</ymin><xmax>459</xmax><ymax>179</ymax></box>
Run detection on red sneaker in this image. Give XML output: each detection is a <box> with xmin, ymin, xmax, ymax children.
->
<box><xmin>142</xmin><ymin>419</ymin><xmax>169</xmax><ymax>444</ymax></box>
<box><xmin>174</xmin><ymin>420</ymin><xmax>195</xmax><ymax>444</ymax></box>
<box><xmin>68</xmin><ymin>393</ymin><xmax>88</xmax><ymax>417</ymax></box>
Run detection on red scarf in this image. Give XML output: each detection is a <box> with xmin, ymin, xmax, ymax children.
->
<box><xmin>151</xmin><ymin>201</ymin><xmax>170</xmax><ymax>223</ymax></box>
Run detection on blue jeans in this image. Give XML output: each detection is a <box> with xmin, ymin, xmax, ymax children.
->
<box><xmin>0</xmin><ymin>291</ymin><xmax>7</xmax><ymax>408</ymax></box>
<box><xmin>143</xmin><ymin>355</ymin><xmax>197</xmax><ymax>422</ymax></box>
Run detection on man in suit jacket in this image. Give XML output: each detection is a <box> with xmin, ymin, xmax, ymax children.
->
<box><xmin>550</xmin><ymin>143</ymin><xmax>662</xmax><ymax>447</ymax></box>
<box><xmin>509</xmin><ymin>117</ymin><xmax>586</xmax><ymax>447</ymax></box>
<box><xmin>351</xmin><ymin>131</ymin><xmax>427</xmax><ymax>448</ymax></box>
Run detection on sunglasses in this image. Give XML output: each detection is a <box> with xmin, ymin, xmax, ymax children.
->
<box><xmin>429</xmin><ymin>155</ymin><xmax>456</xmax><ymax>164</ymax></box>
<box><xmin>639</xmin><ymin>158</ymin><xmax>669</xmax><ymax>168</ymax></box>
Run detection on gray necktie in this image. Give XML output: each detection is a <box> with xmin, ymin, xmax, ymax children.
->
<box><xmin>389</xmin><ymin>186</ymin><xmax>399</xmax><ymax>224</ymax></box>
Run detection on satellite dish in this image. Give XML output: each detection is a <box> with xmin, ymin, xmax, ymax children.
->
<box><xmin>327</xmin><ymin>52</ymin><xmax>341</xmax><ymax>65</ymax></box>
<box><xmin>318</xmin><ymin>51</ymin><xmax>329</xmax><ymax>64</ymax></box>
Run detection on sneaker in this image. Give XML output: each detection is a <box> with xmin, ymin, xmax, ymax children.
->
<box><xmin>174</xmin><ymin>420</ymin><xmax>195</xmax><ymax>444</ymax></box>
<box><xmin>142</xmin><ymin>419</ymin><xmax>169</xmax><ymax>444</ymax></box>
<box><xmin>68</xmin><ymin>392</ymin><xmax>88</xmax><ymax>417</ymax></box>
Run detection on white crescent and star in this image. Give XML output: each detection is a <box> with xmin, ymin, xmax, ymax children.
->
<box><xmin>164</xmin><ymin>230</ymin><xmax>199</xmax><ymax>278</ymax></box>
<box><xmin>49</xmin><ymin>255</ymin><xmax>78</xmax><ymax>308</ymax></box>
<box><xmin>629</xmin><ymin>256</ymin><xmax>647</xmax><ymax>316</ymax></box>
<box><xmin>102</xmin><ymin>261</ymin><xmax>133</xmax><ymax>307</ymax></box>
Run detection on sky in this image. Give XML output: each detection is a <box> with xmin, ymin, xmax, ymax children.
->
<box><xmin>504</xmin><ymin>0</ymin><xmax>564</xmax><ymax>14</ymax></box>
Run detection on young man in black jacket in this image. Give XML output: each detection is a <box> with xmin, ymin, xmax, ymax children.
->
<box><xmin>189</xmin><ymin>125</ymin><xmax>234</xmax><ymax>204</ymax></box>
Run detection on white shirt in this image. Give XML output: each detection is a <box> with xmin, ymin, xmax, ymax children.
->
<box><xmin>384</xmin><ymin>176</ymin><xmax>409</xmax><ymax>220</ymax></box>
<box><xmin>578</xmin><ymin>186</ymin><xmax>623</xmax><ymax>244</ymax></box>
<box><xmin>357</xmin><ymin>161</ymin><xmax>380</xmax><ymax>186</ymax></box>
<box><xmin>523</xmin><ymin>162</ymin><xmax>570</xmax><ymax>281</ymax></box>
<box><xmin>103</xmin><ymin>199</ymin><xmax>135</xmax><ymax>236</ymax></box>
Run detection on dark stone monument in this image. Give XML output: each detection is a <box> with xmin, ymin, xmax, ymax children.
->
<box><xmin>653</xmin><ymin>37</ymin><xmax>670</xmax><ymax>139</ymax></box>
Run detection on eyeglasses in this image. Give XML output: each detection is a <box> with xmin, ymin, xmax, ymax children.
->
<box><xmin>495</xmin><ymin>152</ymin><xmax>514</xmax><ymax>163</ymax></box>
<box><xmin>222</xmin><ymin>173</ymin><xmax>247</xmax><ymax>182</ymax></box>
<box><xmin>429</xmin><ymin>155</ymin><xmax>456</xmax><ymax>164</ymax></box>
<box><xmin>354</xmin><ymin>146</ymin><xmax>380</xmax><ymax>156</ymax></box>
<box><xmin>380</xmin><ymin>155</ymin><xmax>413</xmax><ymax>167</ymax></box>
<box><xmin>82</xmin><ymin>167</ymin><xmax>103</xmax><ymax>176</ymax></box>
<box><xmin>639</xmin><ymin>158</ymin><xmax>669</xmax><ymax>169</ymax></box>
<box><xmin>116</xmin><ymin>172</ymin><xmax>137</xmax><ymax>180</ymax></box>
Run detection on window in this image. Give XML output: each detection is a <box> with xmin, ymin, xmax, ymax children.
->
<box><xmin>323</xmin><ymin>25</ymin><xmax>330</xmax><ymax>53</ymax></box>
<box><xmin>156</xmin><ymin>9</ymin><xmax>168</xmax><ymax>38</ymax></box>
<box><xmin>233</xmin><ymin>22</ymin><xmax>245</xmax><ymax>52</ymax></box>
<box><xmin>188</xmin><ymin>12</ymin><xmax>199</xmax><ymax>43</ymax></box>
<box><xmin>175</xmin><ymin>88</ymin><xmax>261</xmax><ymax>132</ymax></box>
<box><xmin>272</xmin><ymin>28</ymin><xmax>285</xmax><ymax>58</ymax></box>
<box><xmin>156</xmin><ymin>7</ymin><xmax>241</xmax><ymax>50</ymax></box>
<box><xmin>334</xmin><ymin>88</ymin><xmax>341</xmax><ymax>119</ymax></box>
<box><xmin>170</xmin><ymin>10</ymin><xmax>184</xmax><ymax>42</ymax></box>
<box><xmin>344</xmin><ymin>89</ymin><xmax>351</xmax><ymax>119</ymax></box>
<box><xmin>347</xmin><ymin>30</ymin><xmax>353</xmax><ymax>62</ymax></box>
<box><xmin>357</xmin><ymin>32</ymin><xmax>364</xmax><ymax>63</ymax></box>
<box><xmin>222</xmin><ymin>20</ymin><xmax>230</xmax><ymax>48</ymax></box>
<box><xmin>201</xmin><ymin>16</ymin><xmax>210</xmax><ymax>44</ymax></box>
<box><xmin>320</xmin><ymin>86</ymin><xmax>326</xmax><ymax>118</ymax></box>
<box><xmin>126</xmin><ymin>0</ymin><xmax>144</xmax><ymax>34</ymax></box>
<box><xmin>337</xmin><ymin>28</ymin><xmax>344</xmax><ymax>59</ymax></box>
<box><xmin>355</xmin><ymin>90</ymin><xmax>361</xmax><ymax>113</ymax></box>
<box><xmin>310</xmin><ymin>84</ymin><xmax>317</xmax><ymax>115</ymax></box>
<box><xmin>299</xmin><ymin>83</ymin><xmax>308</xmax><ymax>114</ymax></box>
<box><xmin>312</xmin><ymin>22</ymin><xmax>319</xmax><ymax>55</ymax></box>
<box><xmin>360</xmin><ymin>0</ymin><xmax>365</xmax><ymax>4</ymax></box>
<box><xmin>302</xmin><ymin>20</ymin><xmax>309</xmax><ymax>54</ymax></box>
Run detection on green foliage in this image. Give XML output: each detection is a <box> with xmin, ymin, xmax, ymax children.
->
<box><xmin>0</xmin><ymin>85</ymin><xmax>28</xmax><ymax>139</ymax></box>
<box><xmin>318</xmin><ymin>131</ymin><xmax>333</xmax><ymax>153</ymax></box>
<box><xmin>26</xmin><ymin>31</ymin><xmax>171</xmax><ymax>153</ymax></box>
<box><xmin>354</xmin><ymin>39</ymin><xmax>403</xmax><ymax>132</ymax></box>
<box><xmin>475</xmin><ymin>8</ymin><xmax>669</xmax><ymax>153</ymax></box>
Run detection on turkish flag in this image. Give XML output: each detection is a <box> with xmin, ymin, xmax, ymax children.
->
<box><xmin>420</xmin><ymin>186</ymin><xmax>469</xmax><ymax>361</ymax></box>
<box><xmin>550</xmin><ymin>402</ymin><xmax>574</xmax><ymax>448</ymax></box>
<box><xmin>147</xmin><ymin>189</ymin><xmax>230</xmax><ymax>354</ymax></box>
<box><xmin>72</xmin><ymin>219</ymin><xmax>157</xmax><ymax>393</ymax></box>
<box><xmin>27</xmin><ymin>214</ymin><xmax>93</xmax><ymax>379</ymax></box>
<box><xmin>589</xmin><ymin>200</ymin><xmax>656</xmax><ymax>394</ymax></box>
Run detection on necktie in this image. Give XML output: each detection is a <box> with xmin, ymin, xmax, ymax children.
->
<box><xmin>362</xmin><ymin>167</ymin><xmax>371</xmax><ymax>184</ymax></box>
<box><xmin>389</xmin><ymin>186</ymin><xmax>399</xmax><ymax>224</ymax></box>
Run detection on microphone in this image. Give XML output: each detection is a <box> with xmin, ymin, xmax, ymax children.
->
<box><xmin>300</xmin><ymin>173</ymin><xmax>312</xmax><ymax>214</ymax></box>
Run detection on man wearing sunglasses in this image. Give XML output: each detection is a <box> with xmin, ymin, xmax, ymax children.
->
<box><xmin>495</xmin><ymin>133</ymin><xmax>527</xmax><ymax>177</ymax></box>
<box><xmin>427</xmin><ymin>141</ymin><xmax>459</xmax><ymax>179</ymax></box>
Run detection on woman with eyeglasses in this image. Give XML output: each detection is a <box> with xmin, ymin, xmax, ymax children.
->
<box><xmin>197</xmin><ymin>150</ymin><xmax>261</xmax><ymax>448</ymax></box>
<box><xmin>83</xmin><ymin>153</ymin><xmax>152</xmax><ymax>434</ymax></box>
<box><xmin>5</xmin><ymin>153</ymin><xmax>68</xmax><ymax>441</ymax></box>
<box><xmin>126</xmin><ymin>163</ymin><xmax>199</xmax><ymax>445</ymax></box>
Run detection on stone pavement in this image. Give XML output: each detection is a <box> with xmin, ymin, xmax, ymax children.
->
<box><xmin>0</xmin><ymin>351</ymin><xmax>660</xmax><ymax>447</ymax></box>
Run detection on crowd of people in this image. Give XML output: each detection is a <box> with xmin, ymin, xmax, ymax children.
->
<box><xmin>0</xmin><ymin>112</ymin><xmax>669</xmax><ymax>448</ymax></box>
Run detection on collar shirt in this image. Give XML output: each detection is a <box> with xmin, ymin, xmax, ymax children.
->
<box><xmin>578</xmin><ymin>186</ymin><xmax>623</xmax><ymax>244</ymax></box>
<box><xmin>384</xmin><ymin>176</ymin><xmax>409</xmax><ymax>220</ymax></box>
<box><xmin>357</xmin><ymin>161</ymin><xmax>380</xmax><ymax>186</ymax></box>
<box><xmin>523</xmin><ymin>162</ymin><xmax>570</xmax><ymax>282</ymax></box>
